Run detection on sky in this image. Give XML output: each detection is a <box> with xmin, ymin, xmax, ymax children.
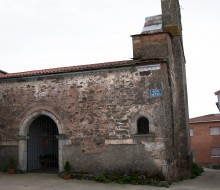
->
<box><xmin>0</xmin><ymin>0</ymin><xmax>220</xmax><ymax>118</ymax></box>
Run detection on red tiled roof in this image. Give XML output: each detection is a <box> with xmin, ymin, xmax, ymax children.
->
<box><xmin>189</xmin><ymin>114</ymin><xmax>220</xmax><ymax>123</ymax></box>
<box><xmin>0</xmin><ymin>60</ymin><xmax>135</xmax><ymax>79</ymax></box>
<box><xmin>215</xmin><ymin>90</ymin><xmax>220</xmax><ymax>95</ymax></box>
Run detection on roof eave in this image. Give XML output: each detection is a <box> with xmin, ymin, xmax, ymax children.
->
<box><xmin>190</xmin><ymin>120</ymin><xmax>220</xmax><ymax>124</ymax></box>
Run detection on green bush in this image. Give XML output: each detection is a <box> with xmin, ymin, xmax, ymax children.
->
<box><xmin>94</xmin><ymin>173</ymin><xmax>169</xmax><ymax>187</ymax></box>
<box><xmin>190</xmin><ymin>162</ymin><xmax>204</xmax><ymax>179</ymax></box>
<box><xmin>95</xmin><ymin>173</ymin><xmax>111</xmax><ymax>183</ymax></box>
<box><xmin>64</xmin><ymin>161</ymin><xmax>71</xmax><ymax>174</ymax></box>
<box><xmin>8</xmin><ymin>159</ymin><xmax>16</xmax><ymax>169</ymax></box>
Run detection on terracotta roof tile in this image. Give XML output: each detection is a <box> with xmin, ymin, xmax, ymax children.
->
<box><xmin>0</xmin><ymin>60</ymin><xmax>135</xmax><ymax>79</ymax></box>
<box><xmin>189</xmin><ymin>114</ymin><xmax>220</xmax><ymax>123</ymax></box>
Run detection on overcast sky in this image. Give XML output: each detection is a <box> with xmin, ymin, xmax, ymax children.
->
<box><xmin>1</xmin><ymin>0</ymin><xmax>220</xmax><ymax>118</ymax></box>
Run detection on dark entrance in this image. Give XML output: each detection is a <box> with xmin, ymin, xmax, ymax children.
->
<box><xmin>27</xmin><ymin>115</ymin><xmax>58</xmax><ymax>173</ymax></box>
<box><xmin>137</xmin><ymin>117</ymin><xmax>149</xmax><ymax>134</ymax></box>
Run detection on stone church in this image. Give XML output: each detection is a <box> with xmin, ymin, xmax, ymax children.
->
<box><xmin>0</xmin><ymin>0</ymin><xmax>191</xmax><ymax>181</ymax></box>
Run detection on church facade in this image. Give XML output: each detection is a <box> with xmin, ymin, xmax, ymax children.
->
<box><xmin>0</xmin><ymin>0</ymin><xmax>191</xmax><ymax>181</ymax></box>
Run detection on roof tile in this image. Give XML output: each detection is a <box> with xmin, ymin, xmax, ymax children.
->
<box><xmin>0</xmin><ymin>60</ymin><xmax>134</xmax><ymax>79</ymax></box>
<box><xmin>190</xmin><ymin>114</ymin><xmax>220</xmax><ymax>123</ymax></box>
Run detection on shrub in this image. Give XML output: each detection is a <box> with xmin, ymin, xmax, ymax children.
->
<box><xmin>64</xmin><ymin>161</ymin><xmax>71</xmax><ymax>174</ymax></box>
<box><xmin>190</xmin><ymin>162</ymin><xmax>204</xmax><ymax>179</ymax></box>
<box><xmin>94</xmin><ymin>173</ymin><xmax>169</xmax><ymax>187</ymax></box>
<box><xmin>95</xmin><ymin>173</ymin><xmax>111</xmax><ymax>183</ymax></box>
<box><xmin>8</xmin><ymin>159</ymin><xmax>16</xmax><ymax>169</ymax></box>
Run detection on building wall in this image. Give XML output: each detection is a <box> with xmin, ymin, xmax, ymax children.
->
<box><xmin>190</xmin><ymin>122</ymin><xmax>220</xmax><ymax>167</ymax></box>
<box><xmin>132</xmin><ymin>30</ymin><xmax>191</xmax><ymax>180</ymax></box>
<box><xmin>0</xmin><ymin>145</ymin><xmax>18</xmax><ymax>169</ymax></box>
<box><xmin>0</xmin><ymin>61</ymin><xmax>174</xmax><ymax>177</ymax></box>
<box><xmin>0</xmin><ymin>0</ymin><xmax>191</xmax><ymax>180</ymax></box>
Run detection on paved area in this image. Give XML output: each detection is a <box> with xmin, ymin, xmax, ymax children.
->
<box><xmin>0</xmin><ymin>168</ymin><xmax>220</xmax><ymax>190</ymax></box>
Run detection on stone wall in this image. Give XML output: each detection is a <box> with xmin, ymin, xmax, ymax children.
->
<box><xmin>0</xmin><ymin>0</ymin><xmax>191</xmax><ymax>181</ymax></box>
<box><xmin>0</xmin><ymin>145</ymin><xmax>18</xmax><ymax>170</ymax></box>
<box><xmin>161</xmin><ymin>0</ymin><xmax>192</xmax><ymax>179</ymax></box>
<box><xmin>0</xmin><ymin>61</ymin><xmax>173</xmax><ymax>178</ymax></box>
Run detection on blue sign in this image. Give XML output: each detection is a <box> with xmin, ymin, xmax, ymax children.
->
<box><xmin>150</xmin><ymin>89</ymin><xmax>162</xmax><ymax>97</ymax></box>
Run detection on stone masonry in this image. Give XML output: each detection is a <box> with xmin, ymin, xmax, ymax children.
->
<box><xmin>0</xmin><ymin>0</ymin><xmax>191</xmax><ymax>181</ymax></box>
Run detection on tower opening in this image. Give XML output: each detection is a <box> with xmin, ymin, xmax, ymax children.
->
<box><xmin>137</xmin><ymin>117</ymin><xmax>149</xmax><ymax>134</ymax></box>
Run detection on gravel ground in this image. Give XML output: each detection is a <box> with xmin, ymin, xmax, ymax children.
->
<box><xmin>0</xmin><ymin>168</ymin><xmax>219</xmax><ymax>190</ymax></box>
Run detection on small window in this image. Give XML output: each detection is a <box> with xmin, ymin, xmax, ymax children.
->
<box><xmin>190</xmin><ymin>128</ymin><xmax>194</xmax><ymax>136</ymax></box>
<box><xmin>210</xmin><ymin>127</ymin><xmax>220</xmax><ymax>135</ymax></box>
<box><xmin>211</xmin><ymin>147</ymin><xmax>220</xmax><ymax>157</ymax></box>
<box><xmin>137</xmin><ymin>117</ymin><xmax>149</xmax><ymax>134</ymax></box>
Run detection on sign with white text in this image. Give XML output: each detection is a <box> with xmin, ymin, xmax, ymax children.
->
<box><xmin>150</xmin><ymin>89</ymin><xmax>162</xmax><ymax>97</ymax></box>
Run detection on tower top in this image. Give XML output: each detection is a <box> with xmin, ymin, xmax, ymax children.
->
<box><xmin>141</xmin><ymin>15</ymin><xmax>162</xmax><ymax>34</ymax></box>
<box><xmin>161</xmin><ymin>0</ymin><xmax>182</xmax><ymax>36</ymax></box>
<box><xmin>141</xmin><ymin>0</ymin><xmax>182</xmax><ymax>36</ymax></box>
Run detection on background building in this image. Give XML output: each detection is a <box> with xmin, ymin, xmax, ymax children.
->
<box><xmin>190</xmin><ymin>114</ymin><xmax>220</xmax><ymax>169</ymax></box>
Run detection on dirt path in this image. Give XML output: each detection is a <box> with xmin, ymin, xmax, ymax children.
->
<box><xmin>0</xmin><ymin>169</ymin><xmax>219</xmax><ymax>190</ymax></box>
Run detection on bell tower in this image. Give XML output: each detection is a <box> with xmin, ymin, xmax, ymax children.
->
<box><xmin>161</xmin><ymin>0</ymin><xmax>182</xmax><ymax>36</ymax></box>
<box><xmin>131</xmin><ymin>0</ymin><xmax>191</xmax><ymax>180</ymax></box>
<box><xmin>161</xmin><ymin>0</ymin><xmax>191</xmax><ymax>179</ymax></box>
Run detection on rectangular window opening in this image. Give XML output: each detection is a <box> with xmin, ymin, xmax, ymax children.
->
<box><xmin>190</xmin><ymin>128</ymin><xmax>194</xmax><ymax>136</ymax></box>
<box><xmin>211</xmin><ymin>147</ymin><xmax>220</xmax><ymax>157</ymax></box>
<box><xmin>210</xmin><ymin>127</ymin><xmax>220</xmax><ymax>135</ymax></box>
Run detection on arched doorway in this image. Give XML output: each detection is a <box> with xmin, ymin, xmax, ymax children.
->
<box><xmin>27</xmin><ymin>115</ymin><xmax>58</xmax><ymax>173</ymax></box>
<box><xmin>18</xmin><ymin>110</ymin><xmax>64</xmax><ymax>173</ymax></box>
